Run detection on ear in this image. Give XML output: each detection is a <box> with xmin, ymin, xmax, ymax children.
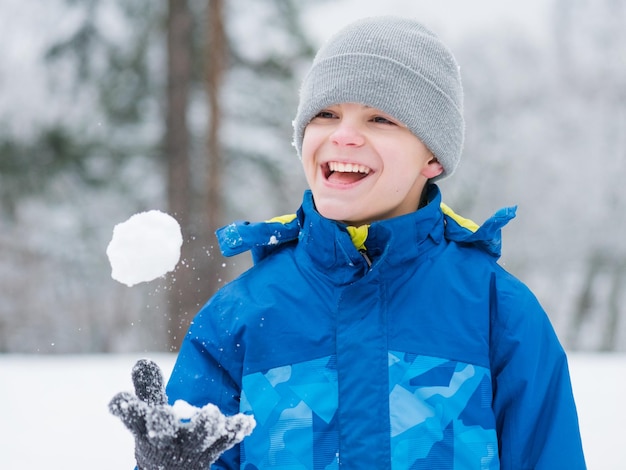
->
<box><xmin>421</xmin><ymin>157</ymin><xmax>444</xmax><ymax>179</ymax></box>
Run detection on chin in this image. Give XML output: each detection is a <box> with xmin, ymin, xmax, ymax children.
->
<box><xmin>320</xmin><ymin>209</ymin><xmax>370</xmax><ymax>226</ymax></box>
<box><xmin>314</xmin><ymin>203</ymin><xmax>353</xmax><ymax>224</ymax></box>
<box><xmin>311</xmin><ymin>192</ymin><xmax>372</xmax><ymax>224</ymax></box>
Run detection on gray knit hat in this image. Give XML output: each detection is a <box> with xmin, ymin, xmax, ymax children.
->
<box><xmin>293</xmin><ymin>16</ymin><xmax>464</xmax><ymax>180</ymax></box>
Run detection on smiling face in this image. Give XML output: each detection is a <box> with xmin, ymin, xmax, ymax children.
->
<box><xmin>301</xmin><ymin>103</ymin><xmax>443</xmax><ymax>226</ymax></box>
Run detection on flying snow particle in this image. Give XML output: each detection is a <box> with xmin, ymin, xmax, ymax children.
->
<box><xmin>106</xmin><ymin>210</ymin><xmax>183</xmax><ymax>287</ymax></box>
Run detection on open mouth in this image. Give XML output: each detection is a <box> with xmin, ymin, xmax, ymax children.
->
<box><xmin>324</xmin><ymin>161</ymin><xmax>371</xmax><ymax>184</ymax></box>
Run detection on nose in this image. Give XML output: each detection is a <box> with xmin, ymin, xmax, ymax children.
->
<box><xmin>330</xmin><ymin>119</ymin><xmax>365</xmax><ymax>147</ymax></box>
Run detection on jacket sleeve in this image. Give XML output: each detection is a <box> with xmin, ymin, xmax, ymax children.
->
<box><xmin>165</xmin><ymin>291</ymin><xmax>245</xmax><ymax>470</ymax></box>
<box><xmin>490</xmin><ymin>270</ymin><xmax>586</xmax><ymax>469</ymax></box>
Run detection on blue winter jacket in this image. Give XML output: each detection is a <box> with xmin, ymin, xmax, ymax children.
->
<box><xmin>166</xmin><ymin>185</ymin><xmax>586</xmax><ymax>469</ymax></box>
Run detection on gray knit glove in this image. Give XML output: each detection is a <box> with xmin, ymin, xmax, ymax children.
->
<box><xmin>109</xmin><ymin>359</ymin><xmax>255</xmax><ymax>470</ymax></box>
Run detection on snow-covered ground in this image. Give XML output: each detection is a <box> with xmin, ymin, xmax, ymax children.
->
<box><xmin>1</xmin><ymin>352</ymin><xmax>623</xmax><ymax>469</ymax></box>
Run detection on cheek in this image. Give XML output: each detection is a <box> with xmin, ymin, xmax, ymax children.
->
<box><xmin>300</xmin><ymin>145</ymin><xmax>317</xmax><ymax>185</ymax></box>
<box><xmin>301</xmin><ymin>129</ymin><xmax>317</xmax><ymax>160</ymax></box>
<box><xmin>301</xmin><ymin>131</ymin><xmax>324</xmax><ymax>174</ymax></box>
<box><xmin>381</xmin><ymin>155</ymin><xmax>425</xmax><ymax>192</ymax></box>
<box><xmin>300</xmin><ymin>144</ymin><xmax>314</xmax><ymax>170</ymax></box>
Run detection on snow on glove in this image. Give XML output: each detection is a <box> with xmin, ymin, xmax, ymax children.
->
<box><xmin>109</xmin><ymin>359</ymin><xmax>255</xmax><ymax>470</ymax></box>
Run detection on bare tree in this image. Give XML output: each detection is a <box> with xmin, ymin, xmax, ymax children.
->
<box><xmin>166</xmin><ymin>0</ymin><xmax>194</xmax><ymax>350</ymax></box>
<box><xmin>204</xmin><ymin>0</ymin><xmax>227</xmax><ymax>295</ymax></box>
<box><xmin>205</xmin><ymin>0</ymin><xmax>227</xmax><ymax>239</ymax></box>
<box><xmin>551</xmin><ymin>0</ymin><xmax>626</xmax><ymax>350</ymax></box>
<box><xmin>164</xmin><ymin>0</ymin><xmax>229</xmax><ymax>351</ymax></box>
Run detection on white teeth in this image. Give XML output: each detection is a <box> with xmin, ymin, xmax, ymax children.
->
<box><xmin>328</xmin><ymin>162</ymin><xmax>371</xmax><ymax>174</ymax></box>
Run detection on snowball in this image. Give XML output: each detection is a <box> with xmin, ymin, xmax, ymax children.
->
<box><xmin>106</xmin><ymin>210</ymin><xmax>183</xmax><ymax>287</ymax></box>
<box><xmin>171</xmin><ymin>399</ymin><xmax>200</xmax><ymax>420</ymax></box>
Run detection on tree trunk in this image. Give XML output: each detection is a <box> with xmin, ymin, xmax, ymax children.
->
<box><xmin>166</xmin><ymin>0</ymin><xmax>193</xmax><ymax>351</ymax></box>
<box><xmin>164</xmin><ymin>0</ymin><xmax>228</xmax><ymax>351</ymax></box>
<box><xmin>204</xmin><ymin>0</ymin><xmax>227</xmax><ymax>294</ymax></box>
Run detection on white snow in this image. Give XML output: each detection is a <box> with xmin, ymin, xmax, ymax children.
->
<box><xmin>0</xmin><ymin>353</ymin><xmax>623</xmax><ymax>469</ymax></box>
<box><xmin>106</xmin><ymin>211</ymin><xmax>183</xmax><ymax>287</ymax></box>
<box><xmin>171</xmin><ymin>399</ymin><xmax>201</xmax><ymax>420</ymax></box>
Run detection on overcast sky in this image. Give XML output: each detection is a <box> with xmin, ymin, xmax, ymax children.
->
<box><xmin>0</xmin><ymin>0</ymin><xmax>556</xmax><ymax>131</ymax></box>
<box><xmin>305</xmin><ymin>0</ymin><xmax>554</xmax><ymax>46</ymax></box>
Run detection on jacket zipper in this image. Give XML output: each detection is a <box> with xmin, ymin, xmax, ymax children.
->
<box><xmin>359</xmin><ymin>249</ymin><xmax>372</xmax><ymax>268</ymax></box>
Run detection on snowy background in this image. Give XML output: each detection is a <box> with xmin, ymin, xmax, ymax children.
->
<box><xmin>2</xmin><ymin>0</ymin><xmax>625</xmax><ymax>468</ymax></box>
<box><xmin>2</xmin><ymin>0</ymin><xmax>625</xmax><ymax>354</ymax></box>
<box><xmin>2</xmin><ymin>353</ymin><xmax>624</xmax><ymax>469</ymax></box>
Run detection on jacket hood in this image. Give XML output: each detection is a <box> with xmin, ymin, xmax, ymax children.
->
<box><xmin>216</xmin><ymin>185</ymin><xmax>516</xmax><ymax>265</ymax></box>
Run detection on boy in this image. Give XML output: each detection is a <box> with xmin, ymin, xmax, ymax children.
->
<box><xmin>110</xmin><ymin>16</ymin><xmax>586</xmax><ymax>469</ymax></box>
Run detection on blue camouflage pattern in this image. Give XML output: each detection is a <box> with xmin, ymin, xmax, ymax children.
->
<box><xmin>166</xmin><ymin>186</ymin><xmax>586</xmax><ymax>469</ymax></box>
<box><xmin>238</xmin><ymin>353</ymin><xmax>498</xmax><ymax>469</ymax></box>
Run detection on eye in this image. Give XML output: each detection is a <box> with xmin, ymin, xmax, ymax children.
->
<box><xmin>371</xmin><ymin>115</ymin><xmax>396</xmax><ymax>125</ymax></box>
<box><xmin>313</xmin><ymin>110</ymin><xmax>337</xmax><ymax>120</ymax></box>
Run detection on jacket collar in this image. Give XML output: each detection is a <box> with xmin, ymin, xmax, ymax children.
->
<box><xmin>295</xmin><ymin>186</ymin><xmax>445</xmax><ymax>275</ymax></box>
<box><xmin>216</xmin><ymin>185</ymin><xmax>515</xmax><ymax>275</ymax></box>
